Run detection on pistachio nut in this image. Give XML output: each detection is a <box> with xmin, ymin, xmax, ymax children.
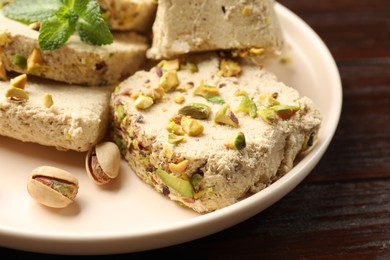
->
<box><xmin>27</xmin><ymin>166</ymin><xmax>79</xmax><ymax>208</ymax></box>
<box><xmin>85</xmin><ymin>141</ymin><xmax>121</xmax><ymax>185</ymax></box>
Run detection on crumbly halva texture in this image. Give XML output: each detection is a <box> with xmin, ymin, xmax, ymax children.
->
<box><xmin>98</xmin><ymin>0</ymin><xmax>157</xmax><ymax>33</ymax></box>
<box><xmin>0</xmin><ymin>75</ymin><xmax>112</xmax><ymax>152</ymax></box>
<box><xmin>110</xmin><ymin>54</ymin><xmax>322</xmax><ymax>213</ymax></box>
<box><xmin>0</xmin><ymin>12</ymin><xmax>149</xmax><ymax>86</ymax></box>
<box><xmin>147</xmin><ymin>0</ymin><xmax>284</xmax><ymax>59</ymax></box>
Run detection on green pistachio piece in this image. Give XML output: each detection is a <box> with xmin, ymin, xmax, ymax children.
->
<box><xmin>185</xmin><ymin>62</ymin><xmax>198</xmax><ymax>73</ymax></box>
<box><xmin>180</xmin><ymin>116</ymin><xmax>204</xmax><ymax>136</ymax></box>
<box><xmin>272</xmin><ymin>105</ymin><xmax>300</xmax><ymax>120</ymax></box>
<box><xmin>168</xmin><ymin>133</ymin><xmax>185</xmax><ymax>144</ymax></box>
<box><xmin>219</xmin><ymin>58</ymin><xmax>241</xmax><ymax>77</ymax></box>
<box><xmin>157</xmin><ymin>58</ymin><xmax>180</xmax><ymax>71</ymax></box>
<box><xmin>5</xmin><ymin>86</ymin><xmax>29</xmax><ymax>102</ymax></box>
<box><xmin>159</xmin><ymin>70</ymin><xmax>179</xmax><ymax>92</ymax></box>
<box><xmin>178</xmin><ymin>103</ymin><xmax>211</xmax><ymax>119</ymax></box>
<box><xmin>193</xmin><ymin>81</ymin><xmax>225</xmax><ymax>104</ymax></box>
<box><xmin>115</xmin><ymin>104</ymin><xmax>125</xmax><ymax>121</ymax></box>
<box><xmin>11</xmin><ymin>54</ymin><xmax>27</xmax><ymax>69</ymax></box>
<box><xmin>166</xmin><ymin>121</ymin><xmax>185</xmax><ymax>135</ymax></box>
<box><xmin>224</xmin><ymin>131</ymin><xmax>246</xmax><ymax>150</ymax></box>
<box><xmin>156</xmin><ymin>168</ymin><xmax>194</xmax><ymax>197</ymax></box>
<box><xmin>235</xmin><ymin>95</ymin><xmax>257</xmax><ymax>118</ymax></box>
<box><xmin>257</xmin><ymin>107</ymin><xmax>276</xmax><ymax>124</ymax></box>
<box><xmin>214</xmin><ymin>104</ymin><xmax>239</xmax><ymax>127</ymax></box>
<box><xmin>135</xmin><ymin>95</ymin><xmax>154</xmax><ymax>109</ymax></box>
<box><xmin>258</xmin><ymin>92</ymin><xmax>280</xmax><ymax>107</ymax></box>
<box><xmin>191</xmin><ymin>173</ymin><xmax>203</xmax><ymax>190</ymax></box>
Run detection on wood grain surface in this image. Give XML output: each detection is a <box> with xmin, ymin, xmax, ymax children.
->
<box><xmin>1</xmin><ymin>0</ymin><xmax>389</xmax><ymax>258</ymax></box>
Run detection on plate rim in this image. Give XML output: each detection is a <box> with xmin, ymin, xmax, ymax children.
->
<box><xmin>0</xmin><ymin>2</ymin><xmax>343</xmax><ymax>255</ymax></box>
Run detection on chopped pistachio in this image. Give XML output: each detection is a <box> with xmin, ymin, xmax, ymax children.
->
<box><xmin>5</xmin><ymin>87</ymin><xmax>29</xmax><ymax>102</ymax></box>
<box><xmin>194</xmin><ymin>81</ymin><xmax>219</xmax><ymax>97</ymax></box>
<box><xmin>42</xmin><ymin>93</ymin><xmax>53</xmax><ymax>108</ymax></box>
<box><xmin>11</xmin><ymin>54</ymin><xmax>27</xmax><ymax>70</ymax></box>
<box><xmin>146</xmin><ymin>86</ymin><xmax>165</xmax><ymax>100</ymax></box>
<box><xmin>173</xmin><ymin>95</ymin><xmax>185</xmax><ymax>104</ymax></box>
<box><xmin>272</xmin><ymin>105</ymin><xmax>300</xmax><ymax>120</ymax></box>
<box><xmin>185</xmin><ymin>62</ymin><xmax>198</xmax><ymax>73</ymax></box>
<box><xmin>242</xmin><ymin>6</ymin><xmax>252</xmax><ymax>16</ymax></box>
<box><xmin>135</xmin><ymin>95</ymin><xmax>154</xmax><ymax>109</ymax></box>
<box><xmin>249</xmin><ymin>47</ymin><xmax>265</xmax><ymax>56</ymax></box>
<box><xmin>214</xmin><ymin>104</ymin><xmax>239</xmax><ymax>127</ymax></box>
<box><xmin>235</xmin><ymin>95</ymin><xmax>257</xmax><ymax>118</ymax></box>
<box><xmin>257</xmin><ymin>107</ymin><xmax>276</xmax><ymax>124</ymax></box>
<box><xmin>169</xmin><ymin>160</ymin><xmax>189</xmax><ymax>174</ymax></box>
<box><xmin>258</xmin><ymin>92</ymin><xmax>280</xmax><ymax>106</ymax></box>
<box><xmin>159</xmin><ymin>70</ymin><xmax>179</xmax><ymax>92</ymax></box>
<box><xmin>0</xmin><ymin>61</ymin><xmax>7</xmax><ymax>81</ymax></box>
<box><xmin>180</xmin><ymin>116</ymin><xmax>204</xmax><ymax>136</ymax></box>
<box><xmin>156</xmin><ymin>168</ymin><xmax>193</xmax><ymax>197</ymax></box>
<box><xmin>280</xmin><ymin>56</ymin><xmax>292</xmax><ymax>64</ymax></box>
<box><xmin>168</xmin><ymin>132</ymin><xmax>185</xmax><ymax>144</ymax></box>
<box><xmin>234</xmin><ymin>90</ymin><xmax>248</xmax><ymax>96</ymax></box>
<box><xmin>193</xmin><ymin>81</ymin><xmax>225</xmax><ymax>104</ymax></box>
<box><xmin>27</xmin><ymin>48</ymin><xmax>47</xmax><ymax>73</ymax></box>
<box><xmin>157</xmin><ymin>59</ymin><xmax>180</xmax><ymax>71</ymax></box>
<box><xmin>115</xmin><ymin>104</ymin><xmax>125</xmax><ymax>121</ymax></box>
<box><xmin>130</xmin><ymin>90</ymin><xmax>142</xmax><ymax>99</ymax></box>
<box><xmin>224</xmin><ymin>131</ymin><xmax>246</xmax><ymax>150</ymax></box>
<box><xmin>178</xmin><ymin>103</ymin><xmax>211</xmax><ymax>120</ymax></box>
<box><xmin>0</xmin><ymin>30</ymin><xmax>8</xmax><ymax>46</ymax></box>
<box><xmin>10</xmin><ymin>74</ymin><xmax>27</xmax><ymax>89</ymax></box>
<box><xmin>219</xmin><ymin>58</ymin><xmax>241</xmax><ymax>77</ymax></box>
<box><xmin>166</xmin><ymin>121</ymin><xmax>185</xmax><ymax>135</ymax></box>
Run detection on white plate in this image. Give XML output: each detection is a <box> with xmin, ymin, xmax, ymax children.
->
<box><xmin>0</xmin><ymin>3</ymin><xmax>342</xmax><ymax>255</ymax></box>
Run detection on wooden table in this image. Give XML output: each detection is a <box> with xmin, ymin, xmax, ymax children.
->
<box><xmin>1</xmin><ymin>0</ymin><xmax>389</xmax><ymax>258</ymax></box>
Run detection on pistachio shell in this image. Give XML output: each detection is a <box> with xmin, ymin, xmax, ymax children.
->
<box><xmin>85</xmin><ymin>142</ymin><xmax>121</xmax><ymax>185</ymax></box>
<box><xmin>27</xmin><ymin>166</ymin><xmax>79</xmax><ymax>208</ymax></box>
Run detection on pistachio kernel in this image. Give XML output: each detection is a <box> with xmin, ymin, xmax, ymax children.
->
<box><xmin>135</xmin><ymin>95</ymin><xmax>154</xmax><ymax>109</ymax></box>
<box><xmin>157</xmin><ymin>58</ymin><xmax>180</xmax><ymax>71</ymax></box>
<box><xmin>173</xmin><ymin>95</ymin><xmax>185</xmax><ymax>104</ymax></box>
<box><xmin>27</xmin><ymin>48</ymin><xmax>48</xmax><ymax>73</ymax></box>
<box><xmin>42</xmin><ymin>93</ymin><xmax>53</xmax><ymax>108</ymax></box>
<box><xmin>235</xmin><ymin>95</ymin><xmax>257</xmax><ymax>118</ymax></box>
<box><xmin>178</xmin><ymin>103</ymin><xmax>211</xmax><ymax>119</ymax></box>
<box><xmin>214</xmin><ymin>104</ymin><xmax>239</xmax><ymax>127</ymax></box>
<box><xmin>219</xmin><ymin>59</ymin><xmax>241</xmax><ymax>77</ymax></box>
<box><xmin>10</xmin><ymin>74</ymin><xmax>27</xmax><ymax>89</ymax></box>
<box><xmin>5</xmin><ymin>87</ymin><xmax>29</xmax><ymax>102</ymax></box>
<box><xmin>85</xmin><ymin>142</ymin><xmax>121</xmax><ymax>185</ymax></box>
<box><xmin>159</xmin><ymin>70</ymin><xmax>179</xmax><ymax>92</ymax></box>
<box><xmin>169</xmin><ymin>160</ymin><xmax>189</xmax><ymax>174</ymax></box>
<box><xmin>181</xmin><ymin>116</ymin><xmax>204</xmax><ymax>136</ymax></box>
<box><xmin>168</xmin><ymin>132</ymin><xmax>185</xmax><ymax>144</ymax></box>
<box><xmin>27</xmin><ymin>166</ymin><xmax>79</xmax><ymax>208</ymax></box>
<box><xmin>11</xmin><ymin>54</ymin><xmax>27</xmax><ymax>69</ymax></box>
<box><xmin>224</xmin><ymin>131</ymin><xmax>246</xmax><ymax>150</ymax></box>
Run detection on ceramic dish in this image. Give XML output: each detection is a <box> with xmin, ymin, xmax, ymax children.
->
<box><xmin>0</xmin><ymin>3</ymin><xmax>342</xmax><ymax>255</ymax></box>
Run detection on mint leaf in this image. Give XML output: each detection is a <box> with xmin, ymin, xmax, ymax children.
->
<box><xmin>3</xmin><ymin>0</ymin><xmax>113</xmax><ymax>50</ymax></box>
<box><xmin>75</xmin><ymin>0</ymin><xmax>113</xmax><ymax>46</ymax></box>
<box><xmin>2</xmin><ymin>0</ymin><xmax>62</xmax><ymax>24</ymax></box>
<box><xmin>38</xmin><ymin>7</ymin><xmax>76</xmax><ymax>50</ymax></box>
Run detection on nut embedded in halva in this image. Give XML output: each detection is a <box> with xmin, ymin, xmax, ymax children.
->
<box><xmin>27</xmin><ymin>166</ymin><xmax>79</xmax><ymax>208</ymax></box>
<box><xmin>85</xmin><ymin>141</ymin><xmax>121</xmax><ymax>185</ymax></box>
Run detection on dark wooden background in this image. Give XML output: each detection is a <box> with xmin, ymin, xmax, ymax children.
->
<box><xmin>1</xmin><ymin>0</ymin><xmax>389</xmax><ymax>258</ymax></box>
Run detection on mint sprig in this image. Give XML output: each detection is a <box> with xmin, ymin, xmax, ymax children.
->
<box><xmin>2</xmin><ymin>0</ymin><xmax>113</xmax><ymax>50</ymax></box>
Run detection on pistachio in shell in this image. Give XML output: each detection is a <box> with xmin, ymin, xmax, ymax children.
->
<box><xmin>85</xmin><ymin>141</ymin><xmax>121</xmax><ymax>185</ymax></box>
<box><xmin>27</xmin><ymin>166</ymin><xmax>79</xmax><ymax>208</ymax></box>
